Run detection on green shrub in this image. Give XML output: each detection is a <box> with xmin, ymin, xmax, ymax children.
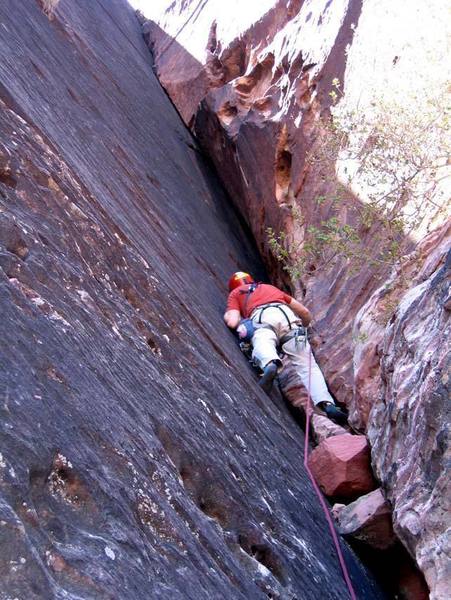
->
<box><xmin>267</xmin><ymin>80</ymin><xmax>450</xmax><ymax>280</ymax></box>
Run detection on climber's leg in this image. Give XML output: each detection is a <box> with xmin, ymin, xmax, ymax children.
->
<box><xmin>251</xmin><ymin>326</ymin><xmax>280</xmax><ymax>370</ymax></box>
<box><xmin>281</xmin><ymin>337</ymin><xmax>348</xmax><ymax>424</ymax></box>
<box><xmin>251</xmin><ymin>326</ymin><xmax>283</xmax><ymax>393</ymax></box>
<box><xmin>281</xmin><ymin>337</ymin><xmax>333</xmax><ymax>405</ymax></box>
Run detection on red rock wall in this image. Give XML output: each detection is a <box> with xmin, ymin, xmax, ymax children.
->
<box><xmin>144</xmin><ymin>1</ymin><xmax>451</xmax><ymax>596</ymax></box>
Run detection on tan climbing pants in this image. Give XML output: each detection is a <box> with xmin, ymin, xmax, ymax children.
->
<box><xmin>250</xmin><ymin>304</ymin><xmax>335</xmax><ymax>406</ymax></box>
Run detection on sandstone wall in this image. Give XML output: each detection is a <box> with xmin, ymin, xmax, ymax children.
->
<box><xmin>144</xmin><ymin>0</ymin><xmax>450</xmax><ymax>596</ymax></box>
<box><xmin>0</xmin><ymin>0</ymin><xmax>387</xmax><ymax>598</ymax></box>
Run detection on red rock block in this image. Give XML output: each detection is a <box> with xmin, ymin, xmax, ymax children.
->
<box><xmin>398</xmin><ymin>560</ymin><xmax>430</xmax><ymax>600</ymax></box>
<box><xmin>333</xmin><ymin>488</ymin><xmax>395</xmax><ymax>550</ymax></box>
<box><xmin>308</xmin><ymin>434</ymin><xmax>375</xmax><ymax>499</ymax></box>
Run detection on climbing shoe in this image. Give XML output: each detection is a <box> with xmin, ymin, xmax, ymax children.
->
<box><xmin>321</xmin><ymin>402</ymin><xmax>348</xmax><ymax>426</ymax></box>
<box><xmin>259</xmin><ymin>360</ymin><xmax>280</xmax><ymax>394</ymax></box>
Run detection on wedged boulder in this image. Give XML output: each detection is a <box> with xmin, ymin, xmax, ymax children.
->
<box><xmin>398</xmin><ymin>563</ymin><xmax>430</xmax><ymax>600</ymax></box>
<box><xmin>310</xmin><ymin>413</ymin><xmax>348</xmax><ymax>444</ymax></box>
<box><xmin>333</xmin><ymin>488</ymin><xmax>395</xmax><ymax>550</ymax></box>
<box><xmin>308</xmin><ymin>434</ymin><xmax>375</xmax><ymax>498</ymax></box>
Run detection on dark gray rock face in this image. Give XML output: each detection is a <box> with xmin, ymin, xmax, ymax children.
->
<box><xmin>0</xmin><ymin>1</ymin><xmax>384</xmax><ymax>598</ymax></box>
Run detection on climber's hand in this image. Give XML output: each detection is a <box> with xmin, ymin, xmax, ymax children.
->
<box><xmin>224</xmin><ymin>309</ymin><xmax>241</xmax><ymax>329</ymax></box>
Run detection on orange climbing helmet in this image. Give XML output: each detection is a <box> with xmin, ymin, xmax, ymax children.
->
<box><xmin>228</xmin><ymin>271</ymin><xmax>255</xmax><ymax>291</ymax></box>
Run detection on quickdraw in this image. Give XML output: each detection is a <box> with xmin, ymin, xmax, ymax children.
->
<box><xmin>279</xmin><ymin>326</ymin><xmax>308</xmax><ymax>349</ymax></box>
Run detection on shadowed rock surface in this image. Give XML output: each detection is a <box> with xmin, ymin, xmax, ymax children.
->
<box><xmin>0</xmin><ymin>0</ymin><xmax>386</xmax><ymax>598</ymax></box>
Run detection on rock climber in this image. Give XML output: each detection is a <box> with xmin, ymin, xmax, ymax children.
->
<box><xmin>224</xmin><ymin>271</ymin><xmax>347</xmax><ymax>425</ymax></box>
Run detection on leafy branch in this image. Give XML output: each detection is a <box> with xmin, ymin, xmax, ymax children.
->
<box><xmin>268</xmin><ymin>81</ymin><xmax>450</xmax><ymax>282</ymax></box>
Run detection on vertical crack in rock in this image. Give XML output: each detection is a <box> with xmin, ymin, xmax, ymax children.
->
<box><xmin>144</xmin><ymin>1</ymin><xmax>450</xmax><ymax>597</ymax></box>
<box><xmin>274</xmin><ymin>125</ymin><xmax>294</xmax><ymax>206</ymax></box>
<box><xmin>0</xmin><ymin>2</ymin><xmax>387</xmax><ymax>597</ymax></box>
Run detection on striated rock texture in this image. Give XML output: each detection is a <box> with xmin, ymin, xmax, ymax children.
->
<box><xmin>0</xmin><ymin>1</ymin><xmax>385</xmax><ymax>599</ymax></box>
<box><xmin>143</xmin><ymin>0</ymin><xmax>450</xmax><ymax>596</ymax></box>
<box><xmin>365</xmin><ymin>226</ymin><xmax>451</xmax><ymax>599</ymax></box>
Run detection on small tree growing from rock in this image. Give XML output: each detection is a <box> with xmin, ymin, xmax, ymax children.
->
<box><xmin>267</xmin><ymin>81</ymin><xmax>450</xmax><ymax>286</ymax></box>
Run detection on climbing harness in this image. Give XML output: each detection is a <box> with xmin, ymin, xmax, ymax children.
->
<box><xmin>252</xmin><ymin>302</ymin><xmax>297</xmax><ymax>329</ymax></box>
<box><xmin>237</xmin><ymin>287</ymin><xmax>306</xmax><ymax>361</ymax></box>
<box><xmin>304</xmin><ymin>351</ymin><xmax>357</xmax><ymax>600</ymax></box>
<box><xmin>252</xmin><ymin>302</ymin><xmax>306</xmax><ymax>354</ymax></box>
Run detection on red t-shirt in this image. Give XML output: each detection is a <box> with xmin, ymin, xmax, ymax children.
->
<box><xmin>226</xmin><ymin>283</ymin><xmax>292</xmax><ymax>318</ymax></box>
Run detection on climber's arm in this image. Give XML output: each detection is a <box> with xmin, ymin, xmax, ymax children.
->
<box><xmin>289</xmin><ymin>298</ymin><xmax>312</xmax><ymax>327</ymax></box>
<box><xmin>224</xmin><ymin>309</ymin><xmax>241</xmax><ymax>329</ymax></box>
